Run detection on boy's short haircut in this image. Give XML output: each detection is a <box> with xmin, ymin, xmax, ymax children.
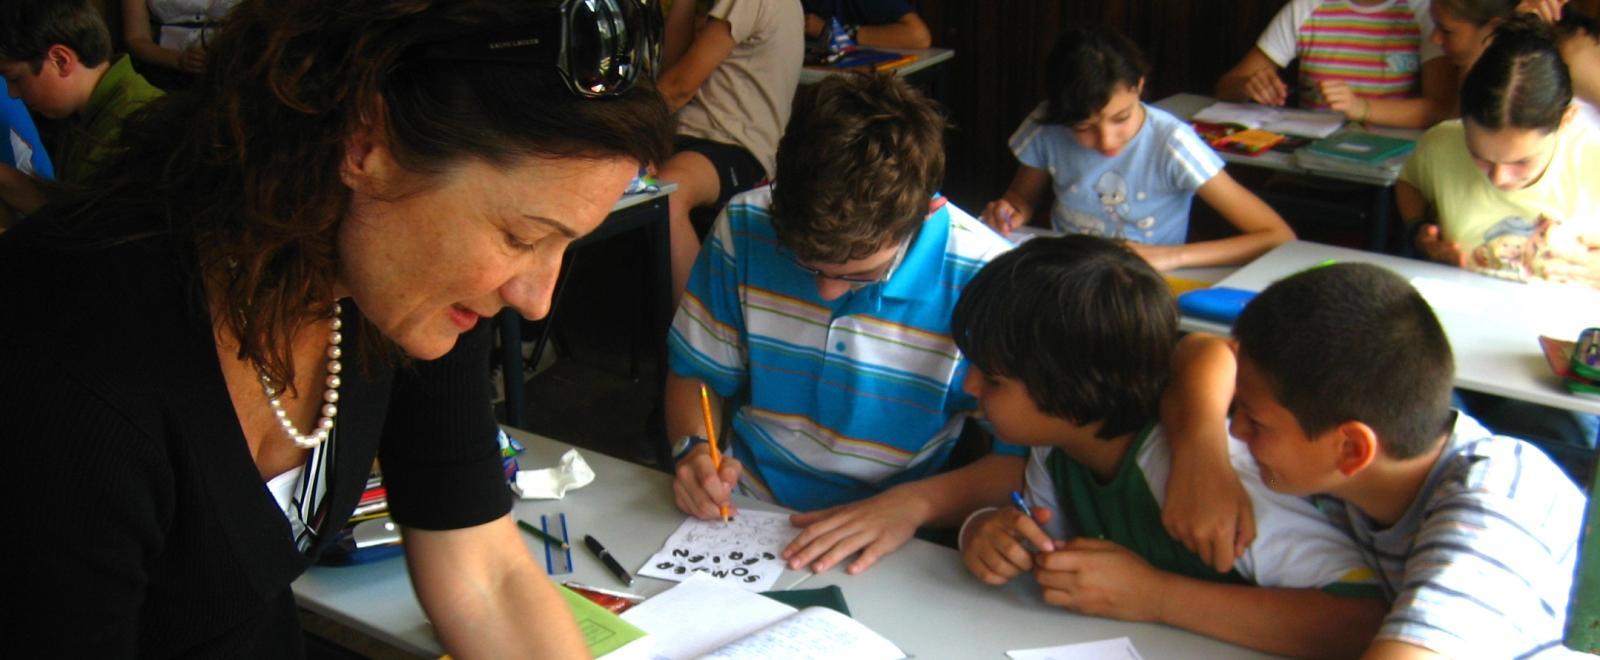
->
<box><xmin>952</xmin><ymin>235</ymin><xmax>1176</xmax><ymax>440</ymax></box>
<box><xmin>0</xmin><ymin>0</ymin><xmax>113</xmax><ymax>70</ymax></box>
<box><xmin>770</xmin><ymin>73</ymin><xmax>946</xmax><ymax>263</ymax></box>
<box><xmin>1233</xmin><ymin>263</ymin><xmax>1455</xmax><ymax>459</ymax></box>
<box><xmin>1041</xmin><ymin>27</ymin><xmax>1149</xmax><ymax>126</ymax></box>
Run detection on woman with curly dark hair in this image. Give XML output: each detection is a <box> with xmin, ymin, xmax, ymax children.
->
<box><xmin>0</xmin><ymin>0</ymin><xmax>672</xmax><ymax>656</ymax></box>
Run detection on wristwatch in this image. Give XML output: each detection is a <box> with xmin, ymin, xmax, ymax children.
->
<box><xmin>672</xmin><ymin>435</ymin><xmax>709</xmax><ymax>462</ymax></box>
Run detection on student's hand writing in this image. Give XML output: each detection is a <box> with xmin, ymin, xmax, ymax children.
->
<box><xmin>1415</xmin><ymin>223</ymin><xmax>1468</xmax><ymax>268</ymax></box>
<box><xmin>672</xmin><ymin>444</ymin><xmax>742</xmax><ymax>521</ymax></box>
<box><xmin>805</xmin><ymin>13</ymin><xmax>825</xmax><ymax>38</ymax></box>
<box><xmin>980</xmin><ymin>198</ymin><xmax>1025</xmax><ymax>235</ymax></box>
<box><xmin>1244</xmin><ymin>67</ymin><xmax>1289</xmax><ymax>107</ymax></box>
<box><xmin>784</xmin><ymin>487</ymin><xmax>927</xmax><ymax>575</ymax></box>
<box><xmin>1517</xmin><ymin>0</ymin><xmax>1568</xmax><ymax>23</ymax></box>
<box><xmin>1162</xmin><ymin>440</ymin><xmax>1254</xmax><ymax>573</ymax></box>
<box><xmin>961</xmin><ymin>507</ymin><xmax>1056</xmax><ymax>585</ymax></box>
<box><xmin>1319</xmin><ymin>80</ymin><xmax>1363</xmax><ymax>121</ymax></box>
<box><xmin>1034</xmin><ymin>538</ymin><xmax>1171</xmax><ymax>622</ymax></box>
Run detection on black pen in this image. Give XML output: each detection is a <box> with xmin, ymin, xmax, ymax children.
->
<box><xmin>583</xmin><ymin>534</ymin><xmax>633</xmax><ymax>586</ymax></box>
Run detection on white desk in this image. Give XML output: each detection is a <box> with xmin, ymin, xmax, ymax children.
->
<box><xmin>294</xmin><ymin>429</ymin><xmax>1271</xmax><ymax>658</ymax></box>
<box><xmin>799</xmin><ymin>47</ymin><xmax>955</xmax><ymax>85</ymax></box>
<box><xmin>1178</xmin><ymin>241</ymin><xmax>1600</xmax><ymax>416</ymax></box>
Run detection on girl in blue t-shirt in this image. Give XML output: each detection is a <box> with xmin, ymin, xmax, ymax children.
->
<box><xmin>981</xmin><ymin>28</ymin><xmax>1293</xmax><ymax>270</ymax></box>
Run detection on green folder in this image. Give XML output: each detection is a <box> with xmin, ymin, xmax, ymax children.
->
<box><xmin>760</xmin><ymin>586</ymin><xmax>852</xmax><ymax>617</ymax></box>
<box><xmin>556</xmin><ymin>583</ymin><xmax>650</xmax><ymax>657</ymax></box>
<box><xmin>1304</xmin><ymin>132</ymin><xmax>1415</xmax><ymax>165</ymax></box>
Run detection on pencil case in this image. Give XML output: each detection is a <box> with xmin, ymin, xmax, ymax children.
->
<box><xmin>1177</xmin><ymin>287</ymin><xmax>1257</xmax><ymax>325</ymax></box>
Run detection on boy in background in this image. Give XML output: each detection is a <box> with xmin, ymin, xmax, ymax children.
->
<box><xmin>0</xmin><ymin>0</ymin><xmax>162</xmax><ymax>224</ymax></box>
<box><xmin>954</xmin><ymin>235</ymin><xmax>1385</xmax><ymax>658</ymax></box>
<box><xmin>665</xmin><ymin>73</ymin><xmax>1025</xmax><ymax>576</ymax></box>
<box><xmin>1226</xmin><ymin>263</ymin><xmax>1584</xmax><ymax>657</ymax></box>
<box><xmin>802</xmin><ymin>0</ymin><xmax>932</xmax><ymax>49</ymax></box>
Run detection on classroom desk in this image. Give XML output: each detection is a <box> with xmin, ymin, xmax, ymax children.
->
<box><xmin>1152</xmin><ymin>93</ymin><xmax>1421</xmax><ymax>252</ymax></box>
<box><xmin>1178</xmin><ymin>240</ymin><xmax>1600</xmax><ymax>416</ymax></box>
<box><xmin>798</xmin><ymin>47</ymin><xmax>955</xmax><ymax>84</ymax></box>
<box><xmin>293</xmin><ymin>428</ymin><xmax>1270</xmax><ymax>658</ymax></box>
<box><xmin>497</xmin><ymin>184</ymin><xmax>676</xmax><ymax>434</ymax></box>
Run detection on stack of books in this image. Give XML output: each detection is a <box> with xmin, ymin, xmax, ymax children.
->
<box><xmin>1293</xmin><ymin>132</ymin><xmax>1416</xmax><ymax>180</ymax></box>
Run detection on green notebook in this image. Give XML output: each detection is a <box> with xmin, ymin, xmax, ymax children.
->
<box><xmin>760</xmin><ymin>586</ymin><xmax>851</xmax><ymax>616</ymax></box>
<box><xmin>556</xmin><ymin>583</ymin><xmax>651</xmax><ymax>657</ymax></box>
<box><xmin>1304</xmin><ymin>132</ymin><xmax>1415</xmax><ymax>164</ymax></box>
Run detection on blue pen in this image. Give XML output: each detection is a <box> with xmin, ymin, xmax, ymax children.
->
<box><xmin>1010</xmin><ymin>491</ymin><xmax>1034</xmax><ymax>518</ymax></box>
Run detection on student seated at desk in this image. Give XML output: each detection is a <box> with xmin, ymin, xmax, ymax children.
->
<box><xmin>666</xmin><ymin>73</ymin><xmax>1029</xmax><ymax>576</ymax></box>
<box><xmin>954</xmin><ymin>236</ymin><xmax>1387</xmax><ymax>659</ymax></box>
<box><xmin>1205</xmin><ymin>263</ymin><xmax>1582</xmax><ymax>658</ymax></box>
<box><xmin>1430</xmin><ymin>0</ymin><xmax>1600</xmax><ymax>130</ymax></box>
<box><xmin>1398</xmin><ymin>16</ymin><xmax>1599</xmax><ymax>288</ymax></box>
<box><xmin>981</xmin><ymin>28</ymin><xmax>1293</xmax><ymax>270</ymax></box>
<box><xmin>1216</xmin><ymin>0</ymin><xmax>1456</xmax><ymax>128</ymax></box>
<box><xmin>656</xmin><ymin>0</ymin><xmax>804</xmax><ymax>303</ymax></box>
<box><xmin>801</xmin><ymin>0</ymin><xmax>932</xmax><ymax>49</ymax></box>
<box><xmin>0</xmin><ymin>0</ymin><xmax>162</xmax><ymax>227</ymax></box>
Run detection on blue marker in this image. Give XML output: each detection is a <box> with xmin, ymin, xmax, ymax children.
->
<box><xmin>1010</xmin><ymin>491</ymin><xmax>1034</xmax><ymax>518</ymax></box>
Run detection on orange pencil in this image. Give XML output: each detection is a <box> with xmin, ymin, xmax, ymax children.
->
<box><xmin>699</xmin><ymin>383</ymin><xmax>730</xmax><ymax>522</ymax></box>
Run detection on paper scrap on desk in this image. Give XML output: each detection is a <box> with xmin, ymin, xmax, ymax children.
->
<box><xmin>1006</xmin><ymin>637</ymin><xmax>1144</xmax><ymax>660</ymax></box>
<box><xmin>637</xmin><ymin>509</ymin><xmax>799</xmax><ymax>591</ymax></box>
<box><xmin>513</xmin><ymin>448</ymin><xmax>595</xmax><ymax>499</ymax></box>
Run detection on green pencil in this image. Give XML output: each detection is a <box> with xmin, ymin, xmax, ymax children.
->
<box><xmin>516</xmin><ymin>518</ymin><xmax>570</xmax><ymax>550</ymax></box>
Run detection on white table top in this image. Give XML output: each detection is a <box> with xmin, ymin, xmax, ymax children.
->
<box><xmin>1178</xmin><ymin>240</ymin><xmax>1600</xmax><ymax>415</ymax></box>
<box><xmin>799</xmin><ymin>47</ymin><xmax>955</xmax><ymax>85</ymax></box>
<box><xmin>1152</xmin><ymin>93</ymin><xmax>1420</xmax><ymax>187</ymax></box>
<box><xmin>294</xmin><ymin>429</ymin><xmax>1272</xmax><ymax>658</ymax></box>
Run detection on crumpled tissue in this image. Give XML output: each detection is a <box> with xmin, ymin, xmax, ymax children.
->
<box><xmin>513</xmin><ymin>449</ymin><xmax>595</xmax><ymax>499</ymax></box>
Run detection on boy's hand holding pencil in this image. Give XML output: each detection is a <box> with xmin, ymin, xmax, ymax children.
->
<box><xmin>670</xmin><ymin>384</ymin><xmax>742</xmax><ymax>521</ymax></box>
<box><xmin>960</xmin><ymin>500</ymin><xmax>1058</xmax><ymax>586</ymax></box>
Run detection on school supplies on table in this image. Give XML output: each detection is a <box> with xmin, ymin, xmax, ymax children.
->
<box><xmin>759</xmin><ymin>586</ymin><xmax>851</xmax><ymax>616</ymax></box>
<box><xmin>1192</xmin><ymin>101</ymin><xmax>1346</xmax><ymax>138</ymax></box>
<box><xmin>1539</xmin><ymin>334</ymin><xmax>1600</xmax><ymax>398</ymax></box>
<box><xmin>1293</xmin><ymin>132</ymin><xmax>1414</xmax><ymax>180</ymax></box>
<box><xmin>1177</xmin><ymin>287</ymin><xmax>1258</xmax><ymax>325</ymax></box>
<box><xmin>638</xmin><ymin>509</ymin><xmax>799</xmax><ymax>591</ymax></box>
<box><xmin>1210</xmin><ymin>128</ymin><xmax>1286</xmax><ymax>156</ymax></box>
<box><xmin>565</xmin><ymin>581</ymin><xmax>646</xmax><ymax>614</ymax></box>
<box><xmin>586</xmin><ymin>534</ymin><xmax>634</xmax><ymax>586</ymax></box>
<box><xmin>621</xmin><ymin>574</ymin><xmax>904</xmax><ymax>660</ymax></box>
<box><xmin>540</xmin><ymin>513</ymin><xmax>575</xmax><ymax>575</ymax></box>
<box><xmin>517</xmin><ymin>518</ymin><xmax>569</xmax><ymax>550</ymax></box>
<box><xmin>555</xmin><ymin>583</ymin><xmax>654</xmax><ymax>659</ymax></box>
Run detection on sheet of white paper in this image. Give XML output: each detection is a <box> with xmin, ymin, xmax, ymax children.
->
<box><xmin>1006</xmin><ymin>637</ymin><xmax>1144</xmax><ymax>660</ymax></box>
<box><xmin>1191</xmin><ymin>101</ymin><xmax>1345</xmax><ymax>138</ymax></box>
<box><xmin>699</xmin><ymin>607</ymin><xmax>905</xmax><ymax>660</ymax></box>
<box><xmin>620</xmin><ymin>574</ymin><xmax>796</xmax><ymax>660</ymax></box>
<box><xmin>637</xmin><ymin>509</ymin><xmax>799</xmax><ymax>592</ymax></box>
<box><xmin>9</xmin><ymin>128</ymin><xmax>36</xmax><ymax>176</ymax></box>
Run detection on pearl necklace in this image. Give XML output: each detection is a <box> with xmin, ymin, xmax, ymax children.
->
<box><xmin>258</xmin><ymin>309</ymin><xmax>343</xmax><ymax>449</ymax></box>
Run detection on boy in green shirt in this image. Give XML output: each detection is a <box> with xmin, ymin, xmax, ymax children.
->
<box><xmin>0</xmin><ymin>0</ymin><xmax>162</xmax><ymax>224</ymax></box>
<box><xmin>953</xmin><ymin>235</ymin><xmax>1385</xmax><ymax>657</ymax></box>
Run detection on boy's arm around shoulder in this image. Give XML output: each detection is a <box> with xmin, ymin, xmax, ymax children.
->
<box><xmin>1160</xmin><ymin>333</ymin><xmax>1255</xmax><ymax>572</ymax></box>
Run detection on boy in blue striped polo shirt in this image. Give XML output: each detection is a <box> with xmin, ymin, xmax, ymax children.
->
<box><xmin>1223</xmin><ymin>263</ymin><xmax>1586</xmax><ymax>657</ymax></box>
<box><xmin>665</xmin><ymin>73</ymin><xmax>1028</xmax><ymax>576</ymax></box>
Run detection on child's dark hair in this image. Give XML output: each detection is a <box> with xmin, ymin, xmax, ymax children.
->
<box><xmin>1434</xmin><ymin>0</ymin><xmax>1519</xmax><ymax>25</ymax></box>
<box><xmin>0</xmin><ymin>0</ymin><xmax>112</xmax><ymax>70</ymax></box>
<box><xmin>952</xmin><ymin>235</ymin><xmax>1176</xmax><ymax>440</ymax></box>
<box><xmin>1040</xmin><ymin>27</ymin><xmax>1149</xmax><ymax>126</ymax></box>
<box><xmin>771</xmin><ymin>73</ymin><xmax>946</xmax><ymax>263</ymax></box>
<box><xmin>1461</xmin><ymin>14</ymin><xmax>1572</xmax><ymax>132</ymax></box>
<box><xmin>1233</xmin><ymin>264</ymin><xmax>1454</xmax><ymax>459</ymax></box>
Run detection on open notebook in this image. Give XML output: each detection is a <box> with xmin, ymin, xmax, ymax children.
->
<box><xmin>620</xmin><ymin>574</ymin><xmax>904</xmax><ymax>660</ymax></box>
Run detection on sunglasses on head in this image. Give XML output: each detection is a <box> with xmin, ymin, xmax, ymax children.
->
<box><xmin>411</xmin><ymin>0</ymin><xmax>661</xmax><ymax>98</ymax></box>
